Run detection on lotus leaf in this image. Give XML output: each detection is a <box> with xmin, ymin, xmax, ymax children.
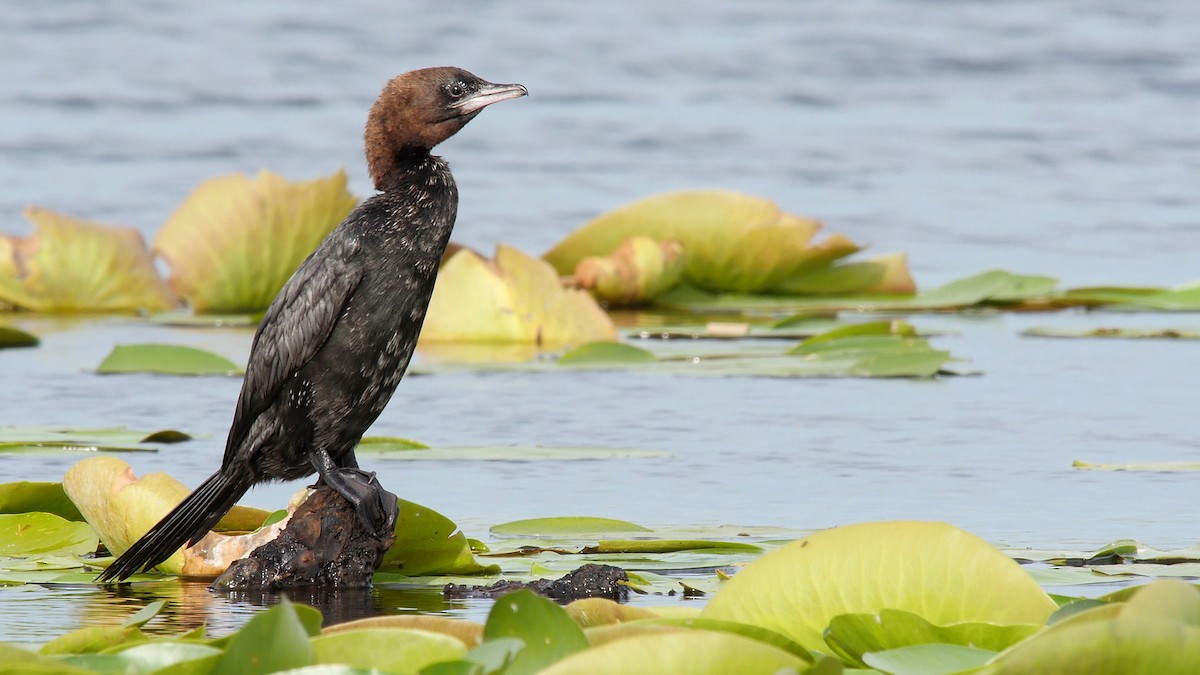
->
<box><xmin>544</xmin><ymin>190</ymin><xmax>850</xmax><ymax>293</ymax></box>
<box><xmin>321</xmin><ymin>615</ymin><xmax>483</xmax><ymax>648</ymax></box>
<box><xmin>483</xmin><ymin>589</ymin><xmax>588</xmax><ymax>675</ymax></box>
<box><xmin>863</xmin><ymin>643</ymin><xmax>996</xmax><ymax>675</ymax></box>
<box><xmin>774</xmin><ymin>252</ymin><xmax>916</xmax><ymax>295</ymax></box>
<box><xmin>310</xmin><ymin>628</ymin><xmax>465</xmax><ymax>673</ymax></box>
<box><xmin>215</xmin><ymin>598</ymin><xmax>317</xmax><ymax>674</ymax></box>
<box><xmin>823</xmin><ymin>608</ymin><xmax>1039</xmax><ymax>666</ymax></box>
<box><xmin>557</xmin><ymin>341</ymin><xmax>659</xmax><ymax>365</ymax></box>
<box><xmin>378</xmin><ymin>499</ymin><xmax>498</xmax><ymax>576</ymax></box>
<box><xmin>423</xmin><ymin>245</ymin><xmax>616</xmax><ymax>346</ymax></box>
<box><xmin>564</xmin><ymin>597</ymin><xmax>662</xmax><ymax>628</ymax></box>
<box><xmin>153</xmin><ymin>169</ymin><xmax>358</xmax><ymax>313</ymax></box>
<box><xmin>40</xmin><ymin>625</ymin><xmax>145</xmax><ymax>655</ymax></box>
<box><xmin>701</xmin><ymin>521</ymin><xmax>1057</xmax><ymax>652</ymax></box>
<box><xmin>981</xmin><ymin>580</ymin><xmax>1200</xmax><ymax>673</ymax></box>
<box><xmin>96</xmin><ymin>343</ymin><xmax>243</xmax><ymax>376</ymax></box>
<box><xmin>539</xmin><ymin>629</ymin><xmax>808</xmax><ymax>675</ymax></box>
<box><xmin>0</xmin><ymin>481</ymin><xmax>84</xmax><ymax>521</ymax></box>
<box><xmin>0</xmin><ymin>513</ymin><xmax>97</xmax><ymax>557</ymax></box>
<box><xmin>0</xmin><ymin>325</ymin><xmax>38</xmax><ymax>348</ymax></box>
<box><xmin>491</xmin><ymin>516</ymin><xmax>651</xmax><ymax>537</ymax></box>
<box><xmin>1061</xmin><ymin>283</ymin><xmax>1200</xmax><ymax>311</ymax></box>
<box><xmin>0</xmin><ymin>206</ymin><xmax>176</xmax><ymax>312</ymax></box>
<box><xmin>573</xmin><ymin>236</ymin><xmax>686</xmax><ymax>305</ymax></box>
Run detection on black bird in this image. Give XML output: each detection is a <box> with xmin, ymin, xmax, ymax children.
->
<box><xmin>98</xmin><ymin>67</ymin><xmax>527</xmax><ymax>582</ymax></box>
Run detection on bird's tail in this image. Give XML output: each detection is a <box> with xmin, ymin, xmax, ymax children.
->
<box><xmin>96</xmin><ymin>470</ymin><xmax>252</xmax><ymax>583</ymax></box>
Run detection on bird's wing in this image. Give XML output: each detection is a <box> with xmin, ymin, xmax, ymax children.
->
<box><xmin>222</xmin><ymin>235</ymin><xmax>363</xmax><ymax>467</ymax></box>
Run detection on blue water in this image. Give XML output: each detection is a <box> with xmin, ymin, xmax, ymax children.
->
<box><xmin>2</xmin><ymin>0</ymin><xmax>1199</xmax><ymax>642</ymax></box>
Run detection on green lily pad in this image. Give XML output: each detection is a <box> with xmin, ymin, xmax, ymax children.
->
<box><xmin>702</xmin><ymin>521</ymin><xmax>1057</xmax><ymax>652</ymax></box>
<box><xmin>379</xmin><ymin>499</ymin><xmax>498</xmax><ymax>576</ymax></box>
<box><xmin>492</xmin><ymin>517</ymin><xmax>652</xmax><ymax>537</ymax></box>
<box><xmin>0</xmin><ymin>513</ymin><xmax>97</xmax><ymax>557</ymax></box>
<box><xmin>97</xmin><ymin>343</ymin><xmax>243</xmax><ymax>376</ymax></box>
<box><xmin>0</xmin><ymin>325</ymin><xmax>38</xmax><ymax>348</ymax></box>
<box><xmin>0</xmin><ymin>642</ymin><xmax>91</xmax><ymax>673</ymax></box>
<box><xmin>71</xmin><ymin>642</ymin><xmax>223</xmax><ymax>674</ymax></box>
<box><xmin>215</xmin><ymin>598</ymin><xmax>319</xmax><ymax>674</ymax></box>
<box><xmin>310</xmin><ymin>628</ymin><xmax>465</xmax><ymax>673</ymax></box>
<box><xmin>1061</xmin><ymin>283</ymin><xmax>1200</xmax><ymax>311</ymax></box>
<box><xmin>655</xmin><ymin>269</ymin><xmax>1056</xmax><ymax>314</ymax></box>
<box><xmin>0</xmin><ymin>481</ymin><xmax>84</xmax><ymax>521</ymax></box>
<box><xmin>863</xmin><ymin>643</ymin><xmax>997</xmax><ymax>675</ymax></box>
<box><xmin>557</xmin><ymin>341</ymin><xmax>659</xmax><ymax>364</ymax></box>
<box><xmin>582</xmin><ymin>540</ymin><xmax>762</xmax><ymax>554</ymax></box>
<box><xmin>823</xmin><ymin>608</ymin><xmax>1039</xmax><ymax>666</ymax></box>
<box><xmin>0</xmin><ymin>426</ymin><xmax>191</xmax><ymax>454</ymax></box>
<box><xmin>121</xmin><ymin>599</ymin><xmax>168</xmax><ymax>629</ymax></box>
<box><xmin>482</xmin><ymin>589</ymin><xmax>589</xmax><ymax>675</ymax></box>
<box><xmin>539</xmin><ymin>629</ymin><xmax>808</xmax><ymax>675</ymax></box>
<box><xmin>40</xmin><ymin>625</ymin><xmax>145</xmax><ymax>655</ymax></box>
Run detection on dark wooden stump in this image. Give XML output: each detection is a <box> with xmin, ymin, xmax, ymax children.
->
<box><xmin>211</xmin><ymin>485</ymin><xmax>395</xmax><ymax>590</ymax></box>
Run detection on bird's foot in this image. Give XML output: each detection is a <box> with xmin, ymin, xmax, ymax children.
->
<box><xmin>333</xmin><ymin>468</ymin><xmax>398</xmax><ymax>537</ymax></box>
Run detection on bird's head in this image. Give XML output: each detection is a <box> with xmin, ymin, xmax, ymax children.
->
<box><xmin>365</xmin><ymin>67</ymin><xmax>527</xmax><ymax>189</ymax></box>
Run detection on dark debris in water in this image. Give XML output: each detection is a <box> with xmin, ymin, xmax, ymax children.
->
<box><xmin>444</xmin><ymin>563</ymin><xmax>630</xmax><ymax>603</ymax></box>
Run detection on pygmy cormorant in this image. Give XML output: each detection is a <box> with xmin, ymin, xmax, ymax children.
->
<box><xmin>98</xmin><ymin>67</ymin><xmax>527</xmax><ymax>582</ymax></box>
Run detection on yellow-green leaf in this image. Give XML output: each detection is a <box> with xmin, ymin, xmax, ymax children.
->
<box><xmin>701</xmin><ymin>521</ymin><xmax>1057</xmax><ymax>652</ymax></box>
<box><xmin>423</xmin><ymin>245</ymin><xmax>616</xmax><ymax>346</ymax></box>
<box><xmin>573</xmin><ymin>236</ymin><xmax>686</xmax><ymax>305</ymax></box>
<box><xmin>153</xmin><ymin>169</ymin><xmax>357</xmax><ymax>313</ymax></box>
<box><xmin>0</xmin><ymin>207</ymin><xmax>176</xmax><ymax>312</ymax></box>
<box><xmin>539</xmin><ymin>629</ymin><xmax>807</xmax><ymax>675</ymax></box>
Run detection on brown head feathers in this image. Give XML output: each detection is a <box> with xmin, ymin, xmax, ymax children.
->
<box><xmin>364</xmin><ymin>67</ymin><xmax>527</xmax><ymax>190</ymax></box>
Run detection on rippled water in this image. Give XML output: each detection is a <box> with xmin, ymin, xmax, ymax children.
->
<box><xmin>2</xmin><ymin>0</ymin><xmax>1199</xmax><ymax>643</ymax></box>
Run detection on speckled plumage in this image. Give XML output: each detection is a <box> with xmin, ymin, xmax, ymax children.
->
<box><xmin>99</xmin><ymin>68</ymin><xmax>526</xmax><ymax>582</ymax></box>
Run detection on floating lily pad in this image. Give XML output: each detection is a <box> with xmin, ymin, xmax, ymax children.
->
<box><xmin>321</xmin><ymin>615</ymin><xmax>483</xmax><ymax>648</ymax></box>
<box><xmin>702</xmin><ymin>521</ymin><xmax>1057</xmax><ymax>652</ymax></box>
<box><xmin>97</xmin><ymin>343</ymin><xmax>243</xmax><ymax>376</ymax></box>
<box><xmin>310</xmin><ymin>628</ymin><xmax>466</xmax><ymax>673</ymax></box>
<box><xmin>0</xmin><ymin>206</ymin><xmax>176</xmax><ymax>312</ymax></box>
<box><xmin>379</xmin><ymin>499</ymin><xmax>498</xmax><ymax>577</ymax></box>
<box><xmin>0</xmin><ymin>513</ymin><xmax>97</xmax><ymax>557</ymax></box>
<box><xmin>215</xmin><ymin>598</ymin><xmax>319</xmax><ymax>673</ymax></box>
<box><xmin>483</xmin><ymin>589</ymin><xmax>588</xmax><ymax>675</ymax></box>
<box><xmin>154</xmin><ymin>169</ymin><xmax>358</xmax><ymax>313</ymax></box>
<box><xmin>0</xmin><ymin>481</ymin><xmax>84</xmax><ymax>521</ymax></box>
<box><xmin>1024</xmin><ymin>326</ymin><xmax>1200</xmax><ymax>340</ymax></box>
<box><xmin>1060</xmin><ymin>283</ymin><xmax>1200</xmax><ymax>311</ymax></box>
<box><xmin>863</xmin><ymin>643</ymin><xmax>997</xmax><ymax>675</ymax></box>
<box><xmin>491</xmin><ymin>517</ymin><xmax>652</xmax><ymax>537</ymax></box>
<box><xmin>557</xmin><ymin>341</ymin><xmax>659</xmax><ymax>365</ymax></box>
<box><xmin>0</xmin><ymin>325</ymin><xmax>38</xmax><ymax>348</ymax></box>
<box><xmin>539</xmin><ymin>629</ymin><xmax>807</xmax><ymax>675</ymax></box>
<box><xmin>0</xmin><ymin>427</ymin><xmax>193</xmax><ymax>452</ymax></box>
<box><xmin>823</xmin><ymin>608</ymin><xmax>1039</xmax><ymax>667</ymax></box>
<box><xmin>423</xmin><ymin>245</ymin><xmax>617</xmax><ymax>346</ymax></box>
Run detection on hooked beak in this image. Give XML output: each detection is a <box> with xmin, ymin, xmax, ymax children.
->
<box><xmin>452</xmin><ymin>81</ymin><xmax>528</xmax><ymax>115</ymax></box>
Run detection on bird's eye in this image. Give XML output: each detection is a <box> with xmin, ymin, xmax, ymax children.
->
<box><xmin>445</xmin><ymin>82</ymin><xmax>466</xmax><ymax>99</ymax></box>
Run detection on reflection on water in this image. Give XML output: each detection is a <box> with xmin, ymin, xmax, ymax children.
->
<box><xmin>0</xmin><ymin>579</ymin><xmax>493</xmax><ymax>644</ymax></box>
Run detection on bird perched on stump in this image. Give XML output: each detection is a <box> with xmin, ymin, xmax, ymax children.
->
<box><xmin>98</xmin><ymin>67</ymin><xmax>527</xmax><ymax>582</ymax></box>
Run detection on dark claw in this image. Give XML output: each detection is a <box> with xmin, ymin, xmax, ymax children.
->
<box><xmin>336</xmin><ymin>468</ymin><xmax>398</xmax><ymax>537</ymax></box>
